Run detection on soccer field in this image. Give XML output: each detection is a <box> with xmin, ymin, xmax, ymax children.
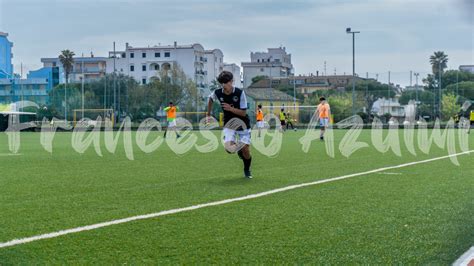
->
<box><xmin>0</xmin><ymin>129</ymin><xmax>473</xmax><ymax>264</ymax></box>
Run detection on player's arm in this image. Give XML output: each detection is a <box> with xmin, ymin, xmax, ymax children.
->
<box><xmin>207</xmin><ymin>92</ymin><xmax>215</xmax><ymax>117</ymax></box>
<box><xmin>222</xmin><ymin>104</ymin><xmax>246</xmax><ymax>117</ymax></box>
<box><xmin>164</xmin><ymin>107</ymin><xmax>170</xmax><ymax>111</ymax></box>
<box><xmin>222</xmin><ymin>91</ymin><xmax>248</xmax><ymax>117</ymax></box>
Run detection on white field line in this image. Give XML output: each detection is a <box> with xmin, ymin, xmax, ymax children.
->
<box><xmin>0</xmin><ymin>150</ymin><xmax>472</xmax><ymax>249</ymax></box>
<box><xmin>377</xmin><ymin>172</ymin><xmax>403</xmax><ymax>175</ymax></box>
<box><xmin>453</xmin><ymin>246</ymin><xmax>474</xmax><ymax>266</ymax></box>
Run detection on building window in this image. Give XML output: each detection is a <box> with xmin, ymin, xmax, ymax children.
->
<box><xmin>267</xmin><ymin>59</ymin><xmax>270</xmax><ymax>62</ymax></box>
<box><xmin>122</xmin><ymin>53</ymin><xmax>126</xmax><ymax>58</ymax></box>
<box><xmin>130</xmin><ymin>52</ymin><xmax>134</xmax><ymax>58</ymax></box>
<box><xmin>155</xmin><ymin>52</ymin><xmax>160</xmax><ymax>57</ymax></box>
<box><xmin>260</xmin><ymin>68</ymin><xmax>264</xmax><ymax>72</ymax></box>
<box><xmin>130</xmin><ymin>65</ymin><xmax>134</xmax><ymax>72</ymax></box>
<box><xmin>142</xmin><ymin>52</ymin><xmax>146</xmax><ymax>58</ymax></box>
<box><xmin>142</xmin><ymin>64</ymin><xmax>146</xmax><ymax>71</ymax></box>
<box><xmin>164</xmin><ymin>52</ymin><xmax>170</xmax><ymax>57</ymax></box>
<box><xmin>154</xmin><ymin>64</ymin><xmax>159</xmax><ymax>70</ymax></box>
<box><xmin>275</xmin><ymin>59</ymin><xmax>280</xmax><ymax>62</ymax></box>
<box><xmin>142</xmin><ymin>78</ymin><xmax>147</xmax><ymax>85</ymax></box>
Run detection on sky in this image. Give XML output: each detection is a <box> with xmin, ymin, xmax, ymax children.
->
<box><xmin>0</xmin><ymin>0</ymin><xmax>472</xmax><ymax>86</ymax></box>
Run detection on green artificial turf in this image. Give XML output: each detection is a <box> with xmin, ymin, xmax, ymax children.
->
<box><xmin>0</xmin><ymin>129</ymin><xmax>472</xmax><ymax>264</ymax></box>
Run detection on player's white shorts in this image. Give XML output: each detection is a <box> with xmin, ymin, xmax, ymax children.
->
<box><xmin>168</xmin><ymin>119</ymin><xmax>177</xmax><ymax>127</ymax></box>
<box><xmin>223</xmin><ymin>128</ymin><xmax>251</xmax><ymax>145</ymax></box>
<box><xmin>256</xmin><ymin>121</ymin><xmax>264</xmax><ymax>128</ymax></box>
<box><xmin>320</xmin><ymin>117</ymin><xmax>329</xmax><ymax>127</ymax></box>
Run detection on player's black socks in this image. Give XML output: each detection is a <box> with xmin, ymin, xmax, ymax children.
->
<box><xmin>243</xmin><ymin>157</ymin><xmax>252</xmax><ymax>171</ymax></box>
<box><xmin>237</xmin><ymin>149</ymin><xmax>244</xmax><ymax>160</ymax></box>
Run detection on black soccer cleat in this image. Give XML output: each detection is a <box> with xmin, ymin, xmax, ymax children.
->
<box><xmin>244</xmin><ymin>170</ymin><xmax>253</xmax><ymax>179</ymax></box>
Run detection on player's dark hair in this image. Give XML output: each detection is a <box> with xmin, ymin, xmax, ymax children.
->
<box><xmin>281</xmin><ymin>108</ymin><xmax>284</xmax><ymax>111</ymax></box>
<box><xmin>319</xmin><ymin>96</ymin><xmax>326</xmax><ymax>101</ymax></box>
<box><xmin>217</xmin><ymin>71</ymin><xmax>233</xmax><ymax>84</ymax></box>
<box><xmin>169</xmin><ymin>102</ymin><xmax>173</xmax><ymax>105</ymax></box>
<box><xmin>258</xmin><ymin>104</ymin><xmax>262</xmax><ymax>109</ymax></box>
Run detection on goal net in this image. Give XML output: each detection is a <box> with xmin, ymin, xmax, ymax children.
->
<box><xmin>73</xmin><ymin>109</ymin><xmax>114</xmax><ymax>127</ymax></box>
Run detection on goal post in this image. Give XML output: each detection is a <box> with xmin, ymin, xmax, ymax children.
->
<box><xmin>73</xmin><ymin>109</ymin><xmax>114</xmax><ymax>127</ymax></box>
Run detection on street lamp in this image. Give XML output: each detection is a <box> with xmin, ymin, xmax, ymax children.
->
<box><xmin>346</xmin><ymin>27</ymin><xmax>360</xmax><ymax>117</ymax></box>
<box><xmin>414</xmin><ymin>72</ymin><xmax>419</xmax><ymax>120</ymax></box>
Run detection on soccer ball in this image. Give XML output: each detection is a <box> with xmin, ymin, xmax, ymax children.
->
<box><xmin>224</xmin><ymin>142</ymin><xmax>238</xmax><ymax>154</ymax></box>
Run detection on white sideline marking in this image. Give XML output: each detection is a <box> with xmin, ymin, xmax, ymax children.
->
<box><xmin>0</xmin><ymin>150</ymin><xmax>472</xmax><ymax>249</ymax></box>
<box><xmin>0</xmin><ymin>153</ymin><xmax>21</xmax><ymax>156</ymax></box>
<box><xmin>377</xmin><ymin>172</ymin><xmax>402</xmax><ymax>175</ymax></box>
<box><xmin>453</xmin><ymin>246</ymin><xmax>474</xmax><ymax>266</ymax></box>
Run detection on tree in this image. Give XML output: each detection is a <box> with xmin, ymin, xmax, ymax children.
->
<box><xmin>251</xmin><ymin>75</ymin><xmax>268</xmax><ymax>85</ymax></box>
<box><xmin>399</xmin><ymin>90</ymin><xmax>435</xmax><ymax>105</ymax></box>
<box><xmin>429</xmin><ymin>51</ymin><xmax>448</xmax><ymax>79</ymax></box>
<box><xmin>441</xmin><ymin>70</ymin><xmax>474</xmax><ymax>88</ymax></box>
<box><xmin>58</xmin><ymin>49</ymin><xmax>75</xmax><ymax>120</ymax></box>
<box><xmin>445</xmin><ymin>81</ymin><xmax>474</xmax><ymax>101</ymax></box>
<box><xmin>441</xmin><ymin>93</ymin><xmax>460</xmax><ymax>120</ymax></box>
<box><xmin>327</xmin><ymin>94</ymin><xmax>353</xmax><ymax>122</ymax></box>
<box><xmin>345</xmin><ymin>79</ymin><xmax>396</xmax><ymax>114</ymax></box>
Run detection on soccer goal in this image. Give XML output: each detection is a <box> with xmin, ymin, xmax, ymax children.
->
<box><xmin>73</xmin><ymin>109</ymin><xmax>114</xmax><ymax>127</ymax></box>
<box><xmin>176</xmin><ymin>111</ymin><xmax>208</xmax><ymax>125</ymax></box>
<box><xmin>257</xmin><ymin>105</ymin><xmax>328</xmax><ymax>126</ymax></box>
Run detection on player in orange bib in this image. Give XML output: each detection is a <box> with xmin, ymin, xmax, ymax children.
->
<box><xmin>256</xmin><ymin>104</ymin><xmax>264</xmax><ymax>137</ymax></box>
<box><xmin>316</xmin><ymin>96</ymin><xmax>330</xmax><ymax>141</ymax></box>
<box><xmin>164</xmin><ymin>102</ymin><xmax>181</xmax><ymax>138</ymax></box>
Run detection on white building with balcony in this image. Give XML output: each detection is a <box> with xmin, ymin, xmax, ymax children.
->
<box><xmin>223</xmin><ymin>63</ymin><xmax>242</xmax><ymax>88</ymax></box>
<box><xmin>107</xmin><ymin>42</ymin><xmax>223</xmax><ymax>96</ymax></box>
<box><xmin>242</xmin><ymin>47</ymin><xmax>293</xmax><ymax>88</ymax></box>
<box><xmin>41</xmin><ymin>56</ymin><xmax>107</xmax><ymax>83</ymax></box>
<box><xmin>203</xmin><ymin>49</ymin><xmax>224</xmax><ymax>86</ymax></box>
<box><xmin>372</xmin><ymin>98</ymin><xmax>405</xmax><ymax>118</ymax></box>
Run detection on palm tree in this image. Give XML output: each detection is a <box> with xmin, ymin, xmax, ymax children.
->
<box><xmin>59</xmin><ymin>49</ymin><xmax>75</xmax><ymax>121</ymax></box>
<box><xmin>429</xmin><ymin>51</ymin><xmax>448</xmax><ymax>77</ymax></box>
<box><xmin>429</xmin><ymin>51</ymin><xmax>448</xmax><ymax>118</ymax></box>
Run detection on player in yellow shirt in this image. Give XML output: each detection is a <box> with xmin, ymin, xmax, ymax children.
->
<box><xmin>316</xmin><ymin>96</ymin><xmax>330</xmax><ymax>141</ymax></box>
<box><xmin>256</xmin><ymin>104</ymin><xmax>264</xmax><ymax>137</ymax></box>
<box><xmin>279</xmin><ymin>108</ymin><xmax>286</xmax><ymax>132</ymax></box>
<box><xmin>163</xmin><ymin>102</ymin><xmax>181</xmax><ymax>138</ymax></box>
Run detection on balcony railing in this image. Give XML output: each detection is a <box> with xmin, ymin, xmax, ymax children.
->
<box><xmin>73</xmin><ymin>67</ymin><xmax>105</xmax><ymax>73</ymax></box>
<box><xmin>195</xmin><ymin>70</ymin><xmax>206</xmax><ymax>75</ymax></box>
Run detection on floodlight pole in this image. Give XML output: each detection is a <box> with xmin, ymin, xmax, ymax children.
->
<box><xmin>347</xmin><ymin>28</ymin><xmax>360</xmax><ymax>117</ymax></box>
<box><xmin>414</xmin><ymin>72</ymin><xmax>419</xmax><ymax>119</ymax></box>
<box><xmin>81</xmin><ymin>53</ymin><xmax>85</xmax><ymax>119</ymax></box>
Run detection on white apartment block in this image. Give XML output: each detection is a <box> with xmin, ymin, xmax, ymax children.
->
<box><xmin>459</xmin><ymin>65</ymin><xmax>474</xmax><ymax>74</ymax></box>
<box><xmin>242</xmin><ymin>47</ymin><xmax>293</xmax><ymax>88</ymax></box>
<box><xmin>107</xmin><ymin>42</ymin><xmax>223</xmax><ymax>96</ymax></box>
<box><xmin>223</xmin><ymin>63</ymin><xmax>242</xmax><ymax>88</ymax></box>
<box><xmin>203</xmin><ymin>49</ymin><xmax>224</xmax><ymax>86</ymax></box>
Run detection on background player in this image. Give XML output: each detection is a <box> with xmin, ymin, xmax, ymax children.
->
<box><xmin>256</xmin><ymin>104</ymin><xmax>264</xmax><ymax>137</ymax></box>
<box><xmin>316</xmin><ymin>97</ymin><xmax>330</xmax><ymax>141</ymax></box>
<box><xmin>164</xmin><ymin>102</ymin><xmax>181</xmax><ymax>138</ymax></box>
<box><xmin>279</xmin><ymin>108</ymin><xmax>286</xmax><ymax>132</ymax></box>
